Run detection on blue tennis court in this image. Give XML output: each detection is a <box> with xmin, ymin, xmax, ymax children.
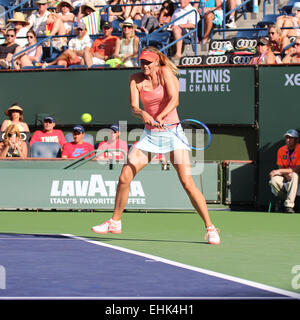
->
<box><xmin>0</xmin><ymin>233</ymin><xmax>296</xmax><ymax>299</ymax></box>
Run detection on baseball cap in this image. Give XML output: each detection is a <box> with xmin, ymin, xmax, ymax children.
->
<box><xmin>44</xmin><ymin>116</ymin><xmax>55</xmax><ymax>122</ymax></box>
<box><xmin>73</xmin><ymin>125</ymin><xmax>85</xmax><ymax>133</ymax></box>
<box><xmin>76</xmin><ymin>22</ymin><xmax>86</xmax><ymax>30</ymax></box>
<box><xmin>257</xmin><ymin>37</ymin><xmax>269</xmax><ymax>45</ymax></box>
<box><xmin>102</xmin><ymin>21</ymin><xmax>112</xmax><ymax>29</ymax></box>
<box><xmin>284</xmin><ymin>129</ymin><xmax>299</xmax><ymax>138</ymax></box>
<box><xmin>110</xmin><ymin>123</ymin><xmax>120</xmax><ymax>132</ymax></box>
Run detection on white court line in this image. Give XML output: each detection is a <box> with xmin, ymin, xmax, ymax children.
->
<box><xmin>63</xmin><ymin>234</ymin><xmax>300</xmax><ymax>300</ymax></box>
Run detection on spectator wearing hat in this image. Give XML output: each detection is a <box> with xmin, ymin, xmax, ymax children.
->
<box><xmin>283</xmin><ymin>36</ymin><xmax>300</xmax><ymax>63</ymax></box>
<box><xmin>249</xmin><ymin>37</ymin><xmax>276</xmax><ymax>65</ymax></box>
<box><xmin>77</xmin><ymin>2</ymin><xmax>96</xmax><ymax>21</ymax></box>
<box><xmin>61</xmin><ymin>125</ymin><xmax>94</xmax><ymax>159</ymax></box>
<box><xmin>276</xmin><ymin>2</ymin><xmax>300</xmax><ymax>38</ymax></box>
<box><xmin>96</xmin><ymin>123</ymin><xmax>128</xmax><ymax>161</ymax></box>
<box><xmin>83</xmin><ymin>21</ymin><xmax>118</xmax><ymax>67</ymax></box>
<box><xmin>7</xmin><ymin>12</ymin><xmax>30</xmax><ymax>47</ymax></box>
<box><xmin>1</xmin><ymin>103</ymin><xmax>30</xmax><ymax>132</ymax></box>
<box><xmin>55</xmin><ymin>0</ymin><xmax>75</xmax><ymax>35</ymax></box>
<box><xmin>30</xmin><ymin>116</ymin><xmax>66</xmax><ymax>147</ymax></box>
<box><xmin>269</xmin><ymin>129</ymin><xmax>300</xmax><ymax>213</ymax></box>
<box><xmin>0</xmin><ymin>28</ymin><xmax>23</xmax><ymax>69</ymax></box>
<box><xmin>113</xmin><ymin>18</ymin><xmax>139</xmax><ymax>67</ymax></box>
<box><xmin>43</xmin><ymin>22</ymin><xmax>92</xmax><ymax>67</ymax></box>
<box><xmin>28</xmin><ymin>0</ymin><xmax>51</xmax><ymax>36</ymax></box>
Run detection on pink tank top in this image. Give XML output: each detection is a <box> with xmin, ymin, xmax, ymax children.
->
<box><xmin>139</xmin><ymin>73</ymin><xmax>179</xmax><ymax>131</ymax></box>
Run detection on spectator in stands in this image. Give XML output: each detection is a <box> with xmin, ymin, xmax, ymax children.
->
<box><xmin>0</xmin><ymin>18</ymin><xmax>6</xmax><ymax>45</ymax></box>
<box><xmin>142</xmin><ymin>0</ymin><xmax>161</xmax><ymax>17</ymax></box>
<box><xmin>7</xmin><ymin>12</ymin><xmax>30</xmax><ymax>47</ymax></box>
<box><xmin>55</xmin><ymin>0</ymin><xmax>75</xmax><ymax>35</ymax></box>
<box><xmin>282</xmin><ymin>36</ymin><xmax>300</xmax><ymax>63</ymax></box>
<box><xmin>83</xmin><ymin>21</ymin><xmax>118</xmax><ymax>67</ymax></box>
<box><xmin>43</xmin><ymin>22</ymin><xmax>92</xmax><ymax>67</ymax></box>
<box><xmin>124</xmin><ymin>0</ymin><xmax>143</xmax><ymax>20</ymax></box>
<box><xmin>112</xmin><ymin>18</ymin><xmax>139</xmax><ymax>67</ymax></box>
<box><xmin>269</xmin><ymin>129</ymin><xmax>300</xmax><ymax>213</ymax></box>
<box><xmin>158</xmin><ymin>0</ymin><xmax>175</xmax><ymax>27</ymax></box>
<box><xmin>77</xmin><ymin>2</ymin><xmax>96</xmax><ymax>21</ymax></box>
<box><xmin>15</xmin><ymin>30</ymin><xmax>43</xmax><ymax>69</ymax></box>
<box><xmin>171</xmin><ymin>0</ymin><xmax>200</xmax><ymax>60</ymax></box>
<box><xmin>107</xmin><ymin>0</ymin><xmax>126</xmax><ymax>22</ymax></box>
<box><xmin>28</xmin><ymin>0</ymin><xmax>51</xmax><ymax>36</ymax></box>
<box><xmin>96</xmin><ymin>123</ymin><xmax>128</xmax><ymax>161</ymax></box>
<box><xmin>61</xmin><ymin>125</ymin><xmax>94</xmax><ymax>159</ymax></box>
<box><xmin>140</xmin><ymin>4</ymin><xmax>159</xmax><ymax>33</ymax></box>
<box><xmin>249</xmin><ymin>37</ymin><xmax>276</xmax><ymax>64</ymax></box>
<box><xmin>0</xmin><ymin>28</ymin><xmax>23</xmax><ymax>69</ymax></box>
<box><xmin>225</xmin><ymin>0</ymin><xmax>237</xmax><ymax>29</ymax></box>
<box><xmin>194</xmin><ymin>0</ymin><xmax>223</xmax><ymax>44</ymax></box>
<box><xmin>0</xmin><ymin>124</ymin><xmax>28</xmax><ymax>158</ymax></box>
<box><xmin>276</xmin><ymin>2</ymin><xmax>300</xmax><ymax>38</ymax></box>
<box><xmin>30</xmin><ymin>116</ymin><xmax>66</xmax><ymax>147</ymax></box>
<box><xmin>268</xmin><ymin>25</ymin><xmax>290</xmax><ymax>55</ymax></box>
<box><xmin>1</xmin><ymin>103</ymin><xmax>30</xmax><ymax>132</ymax></box>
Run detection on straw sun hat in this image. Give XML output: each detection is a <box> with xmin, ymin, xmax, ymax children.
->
<box><xmin>7</xmin><ymin>12</ymin><xmax>30</xmax><ymax>26</ymax></box>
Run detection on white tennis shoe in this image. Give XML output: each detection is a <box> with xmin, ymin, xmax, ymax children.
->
<box><xmin>205</xmin><ymin>225</ymin><xmax>220</xmax><ymax>245</ymax></box>
<box><xmin>91</xmin><ymin>219</ymin><xmax>122</xmax><ymax>234</ymax></box>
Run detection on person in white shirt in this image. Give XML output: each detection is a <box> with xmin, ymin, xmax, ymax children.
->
<box><xmin>28</xmin><ymin>0</ymin><xmax>51</xmax><ymax>36</ymax></box>
<box><xmin>7</xmin><ymin>12</ymin><xmax>30</xmax><ymax>47</ymax></box>
<box><xmin>43</xmin><ymin>22</ymin><xmax>92</xmax><ymax>67</ymax></box>
<box><xmin>171</xmin><ymin>0</ymin><xmax>199</xmax><ymax>60</ymax></box>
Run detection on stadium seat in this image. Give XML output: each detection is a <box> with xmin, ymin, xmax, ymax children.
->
<box><xmin>30</xmin><ymin>142</ymin><xmax>61</xmax><ymax>158</ymax></box>
<box><xmin>65</xmin><ymin>133</ymin><xmax>94</xmax><ymax>146</ymax></box>
<box><xmin>256</xmin><ymin>14</ymin><xmax>280</xmax><ymax>28</ymax></box>
<box><xmin>140</xmin><ymin>31</ymin><xmax>171</xmax><ymax>55</ymax></box>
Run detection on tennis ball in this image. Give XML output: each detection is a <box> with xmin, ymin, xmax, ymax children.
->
<box><xmin>81</xmin><ymin>113</ymin><xmax>92</xmax><ymax>123</ymax></box>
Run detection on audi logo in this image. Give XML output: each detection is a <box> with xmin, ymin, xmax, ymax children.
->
<box><xmin>205</xmin><ymin>55</ymin><xmax>228</xmax><ymax>65</ymax></box>
<box><xmin>180</xmin><ymin>56</ymin><xmax>203</xmax><ymax>65</ymax></box>
<box><xmin>232</xmin><ymin>55</ymin><xmax>253</xmax><ymax>64</ymax></box>
<box><xmin>236</xmin><ymin>39</ymin><xmax>258</xmax><ymax>48</ymax></box>
<box><xmin>210</xmin><ymin>40</ymin><xmax>232</xmax><ymax>50</ymax></box>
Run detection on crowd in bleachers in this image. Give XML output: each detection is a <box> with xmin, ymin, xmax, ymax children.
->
<box><xmin>0</xmin><ymin>0</ymin><xmax>299</xmax><ymax>68</ymax></box>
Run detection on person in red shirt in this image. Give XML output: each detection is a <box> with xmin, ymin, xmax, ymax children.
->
<box><xmin>83</xmin><ymin>21</ymin><xmax>118</xmax><ymax>67</ymax></box>
<box><xmin>96</xmin><ymin>123</ymin><xmax>128</xmax><ymax>161</ymax></box>
<box><xmin>269</xmin><ymin>129</ymin><xmax>300</xmax><ymax>213</ymax></box>
<box><xmin>30</xmin><ymin>116</ymin><xmax>66</xmax><ymax>147</ymax></box>
<box><xmin>61</xmin><ymin>125</ymin><xmax>94</xmax><ymax>159</ymax></box>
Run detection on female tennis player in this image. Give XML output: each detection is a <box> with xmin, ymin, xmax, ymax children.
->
<box><xmin>92</xmin><ymin>46</ymin><xmax>220</xmax><ymax>244</ymax></box>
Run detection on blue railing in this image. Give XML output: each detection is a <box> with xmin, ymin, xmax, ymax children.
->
<box><xmin>139</xmin><ymin>8</ymin><xmax>198</xmax><ymax>57</ymax></box>
<box><xmin>0</xmin><ymin>0</ymin><xmax>31</xmax><ymax>20</ymax></box>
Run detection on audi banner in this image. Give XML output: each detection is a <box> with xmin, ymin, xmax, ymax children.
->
<box><xmin>230</xmin><ymin>55</ymin><xmax>254</xmax><ymax>64</ymax></box>
<box><xmin>180</xmin><ymin>56</ymin><xmax>205</xmax><ymax>66</ymax></box>
<box><xmin>204</xmin><ymin>55</ymin><xmax>230</xmax><ymax>65</ymax></box>
<box><xmin>180</xmin><ymin>55</ymin><xmax>230</xmax><ymax>66</ymax></box>
<box><xmin>233</xmin><ymin>38</ymin><xmax>258</xmax><ymax>50</ymax></box>
<box><xmin>209</xmin><ymin>39</ymin><xmax>235</xmax><ymax>51</ymax></box>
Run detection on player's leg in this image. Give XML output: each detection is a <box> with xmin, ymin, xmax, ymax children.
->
<box><xmin>170</xmin><ymin>149</ymin><xmax>220</xmax><ymax>244</ymax></box>
<box><xmin>91</xmin><ymin>147</ymin><xmax>149</xmax><ymax>234</ymax></box>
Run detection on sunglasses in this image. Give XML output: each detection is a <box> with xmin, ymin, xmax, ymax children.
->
<box><xmin>268</xmin><ymin>32</ymin><xmax>275</xmax><ymax>35</ymax></box>
<box><xmin>257</xmin><ymin>43</ymin><xmax>266</xmax><ymax>46</ymax></box>
<box><xmin>123</xmin><ymin>25</ymin><xmax>133</xmax><ymax>28</ymax></box>
<box><xmin>293</xmin><ymin>43</ymin><xmax>300</xmax><ymax>47</ymax></box>
<box><xmin>8</xmin><ymin>133</ymin><xmax>17</xmax><ymax>137</ymax></box>
<box><xmin>27</xmin><ymin>35</ymin><xmax>34</xmax><ymax>39</ymax></box>
<box><xmin>6</xmin><ymin>34</ymin><xmax>15</xmax><ymax>38</ymax></box>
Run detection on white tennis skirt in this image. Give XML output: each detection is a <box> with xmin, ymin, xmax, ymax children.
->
<box><xmin>135</xmin><ymin>124</ymin><xmax>190</xmax><ymax>154</ymax></box>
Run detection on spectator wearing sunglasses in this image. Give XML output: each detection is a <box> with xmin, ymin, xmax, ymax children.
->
<box><xmin>268</xmin><ymin>25</ymin><xmax>290</xmax><ymax>55</ymax></box>
<box><xmin>0</xmin><ymin>124</ymin><xmax>28</xmax><ymax>158</ymax></box>
<box><xmin>249</xmin><ymin>37</ymin><xmax>276</xmax><ymax>65</ymax></box>
<box><xmin>30</xmin><ymin>116</ymin><xmax>66</xmax><ymax>147</ymax></box>
<box><xmin>43</xmin><ymin>22</ymin><xmax>92</xmax><ymax>68</ymax></box>
<box><xmin>1</xmin><ymin>103</ymin><xmax>30</xmax><ymax>132</ymax></box>
<box><xmin>0</xmin><ymin>28</ymin><xmax>22</xmax><ymax>69</ymax></box>
<box><xmin>282</xmin><ymin>36</ymin><xmax>300</xmax><ymax>63</ymax></box>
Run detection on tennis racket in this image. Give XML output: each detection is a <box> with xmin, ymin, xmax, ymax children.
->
<box><xmin>162</xmin><ymin>118</ymin><xmax>212</xmax><ymax>151</ymax></box>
